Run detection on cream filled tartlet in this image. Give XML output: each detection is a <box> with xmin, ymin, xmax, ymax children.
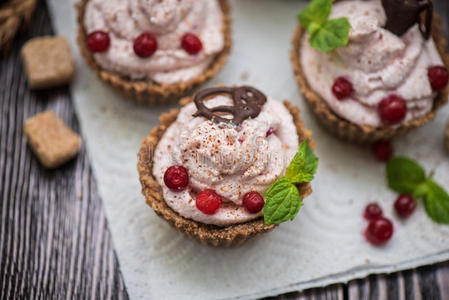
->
<box><xmin>292</xmin><ymin>0</ymin><xmax>449</xmax><ymax>143</ymax></box>
<box><xmin>138</xmin><ymin>86</ymin><xmax>317</xmax><ymax>247</ymax></box>
<box><xmin>77</xmin><ymin>0</ymin><xmax>231</xmax><ymax>103</ymax></box>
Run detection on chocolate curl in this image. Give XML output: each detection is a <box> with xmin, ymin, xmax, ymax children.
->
<box><xmin>382</xmin><ymin>0</ymin><xmax>433</xmax><ymax>40</ymax></box>
<box><xmin>193</xmin><ymin>86</ymin><xmax>267</xmax><ymax>125</ymax></box>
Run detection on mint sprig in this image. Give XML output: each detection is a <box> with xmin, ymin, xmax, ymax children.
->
<box><xmin>264</xmin><ymin>140</ymin><xmax>318</xmax><ymax>225</ymax></box>
<box><xmin>298</xmin><ymin>0</ymin><xmax>351</xmax><ymax>52</ymax></box>
<box><xmin>386</xmin><ymin>157</ymin><xmax>449</xmax><ymax>224</ymax></box>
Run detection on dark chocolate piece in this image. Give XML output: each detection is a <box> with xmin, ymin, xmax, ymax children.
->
<box><xmin>193</xmin><ymin>86</ymin><xmax>267</xmax><ymax>125</ymax></box>
<box><xmin>382</xmin><ymin>0</ymin><xmax>433</xmax><ymax>39</ymax></box>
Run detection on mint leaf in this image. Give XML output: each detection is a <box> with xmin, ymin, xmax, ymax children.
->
<box><xmin>298</xmin><ymin>0</ymin><xmax>331</xmax><ymax>29</ymax></box>
<box><xmin>263</xmin><ymin>140</ymin><xmax>318</xmax><ymax>225</ymax></box>
<box><xmin>264</xmin><ymin>177</ymin><xmax>303</xmax><ymax>225</ymax></box>
<box><xmin>386</xmin><ymin>157</ymin><xmax>426</xmax><ymax>194</ymax></box>
<box><xmin>419</xmin><ymin>180</ymin><xmax>449</xmax><ymax>224</ymax></box>
<box><xmin>309</xmin><ymin>18</ymin><xmax>351</xmax><ymax>52</ymax></box>
<box><xmin>286</xmin><ymin>140</ymin><xmax>318</xmax><ymax>183</ymax></box>
<box><xmin>298</xmin><ymin>0</ymin><xmax>351</xmax><ymax>52</ymax></box>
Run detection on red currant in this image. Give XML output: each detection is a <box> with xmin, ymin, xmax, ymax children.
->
<box><xmin>372</xmin><ymin>140</ymin><xmax>394</xmax><ymax>162</ymax></box>
<box><xmin>378</xmin><ymin>94</ymin><xmax>407</xmax><ymax>125</ymax></box>
<box><xmin>196</xmin><ymin>189</ymin><xmax>222</xmax><ymax>215</ymax></box>
<box><xmin>181</xmin><ymin>33</ymin><xmax>203</xmax><ymax>55</ymax></box>
<box><xmin>134</xmin><ymin>33</ymin><xmax>158</xmax><ymax>58</ymax></box>
<box><xmin>363</xmin><ymin>203</ymin><xmax>383</xmax><ymax>220</ymax></box>
<box><xmin>332</xmin><ymin>77</ymin><xmax>354</xmax><ymax>100</ymax></box>
<box><xmin>87</xmin><ymin>30</ymin><xmax>110</xmax><ymax>53</ymax></box>
<box><xmin>365</xmin><ymin>217</ymin><xmax>394</xmax><ymax>245</ymax></box>
<box><xmin>428</xmin><ymin>66</ymin><xmax>449</xmax><ymax>91</ymax></box>
<box><xmin>394</xmin><ymin>194</ymin><xmax>416</xmax><ymax>218</ymax></box>
<box><xmin>242</xmin><ymin>192</ymin><xmax>265</xmax><ymax>214</ymax></box>
<box><xmin>164</xmin><ymin>166</ymin><xmax>189</xmax><ymax>191</ymax></box>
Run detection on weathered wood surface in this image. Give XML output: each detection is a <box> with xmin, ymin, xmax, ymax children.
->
<box><xmin>0</xmin><ymin>0</ymin><xmax>448</xmax><ymax>299</ymax></box>
<box><xmin>0</xmin><ymin>1</ymin><xmax>128</xmax><ymax>299</ymax></box>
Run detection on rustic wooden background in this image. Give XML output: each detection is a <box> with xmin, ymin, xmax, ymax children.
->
<box><xmin>1</xmin><ymin>0</ymin><xmax>449</xmax><ymax>299</ymax></box>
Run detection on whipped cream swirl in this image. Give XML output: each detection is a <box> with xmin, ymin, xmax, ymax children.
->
<box><xmin>84</xmin><ymin>0</ymin><xmax>224</xmax><ymax>84</ymax></box>
<box><xmin>153</xmin><ymin>96</ymin><xmax>299</xmax><ymax>226</ymax></box>
<box><xmin>300</xmin><ymin>0</ymin><xmax>444</xmax><ymax>127</ymax></box>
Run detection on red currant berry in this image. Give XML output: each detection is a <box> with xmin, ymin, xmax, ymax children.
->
<box><xmin>365</xmin><ymin>217</ymin><xmax>394</xmax><ymax>245</ymax></box>
<box><xmin>378</xmin><ymin>94</ymin><xmax>407</xmax><ymax>125</ymax></box>
<box><xmin>181</xmin><ymin>33</ymin><xmax>203</xmax><ymax>55</ymax></box>
<box><xmin>242</xmin><ymin>192</ymin><xmax>265</xmax><ymax>214</ymax></box>
<box><xmin>363</xmin><ymin>203</ymin><xmax>383</xmax><ymax>220</ymax></box>
<box><xmin>332</xmin><ymin>77</ymin><xmax>354</xmax><ymax>100</ymax></box>
<box><xmin>266</xmin><ymin>127</ymin><xmax>275</xmax><ymax>137</ymax></box>
<box><xmin>87</xmin><ymin>30</ymin><xmax>110</xmax><ymax>53</ymax></box>
<box><xmin>394</xmin><ymin>194</ymin><xmax>416</xmax><ymax>219</ymax></box>
<box><xmin>133</xmin><ymin>33</ymin><xmax>158</xmax><ymax>58</ymax></box>
<box><xmin>164</xmin><ymin>166</ymin><xmax>189</xmax><ymax>191</ymax></box>
<box><xmin>372</xmin><ymin>140</ymin><xmax>394</xmax><ymax>162</ymax></box>
<box><xmin>196</xmin><ymin>189</ymin><xmax>222</xmax><ymax>215</ymax></box>
<box><xmin>428</xmin><ymin>66</ymin><xmax>449</xmax><ymax>91</ymax></box>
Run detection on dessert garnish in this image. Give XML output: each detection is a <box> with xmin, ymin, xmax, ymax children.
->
<box><xmin>378</xmin><ymin>95</ymin><xmax>407</xmax><ymax>125</ymax></box>
<box><xmin>364</xmin><ymin>203</ymin><xmax>383</xmax><ymax>221</ymax></box>
<box><xmin>428</xmin><ymin>66</ymin><xmax>449</xmax><ymax>91</ymax></box>
<box><xmin>164</xmin><ymin>166</ymin><xmax>189</xmax><ymax>191</ymax></box>
<box><xmin>196</xmin><ymin>189</ymin><xmax>222</xmax><ymax>215</ymax></box>
<box><xmin>182</xmin><ymin>33</ymin><xmax>203</xmax><ymax>55</ymax></box>
<box><xmin>264</xmin><ymin>140</ymin><xmax>318</xmax><ymax>225</ymax></box>
<box><xmin>372</xmin><ymin>140</ymin><xmax>394</xmax><ymax>162</ymax></box>
<box><xmin>394</xmin><ymin>194</ymin><xmax>416</xmax><ymax>218</ymax></box>
<box><xmin>331</xmin><ymin>77</ymin><xmax>353</xmax><ymax>101</ymax></box>
<box><xmin>381</xmin><ymin>0</ymin><xmax>433</xmax><ymax>39</ymax></box>
<box><xmin>86</xmin><ymin>30</ymin><xmax>110</xmax><ymax>53</ymax></box>
<box><xmin>365</xmin><ymin>216</ymin><xmax>394</xmax><ymax>245</ymax></box>
<box><xmin>362</xmin><ymin>203</ymin><xmax>394</xmax><ymax>245</ymax></box>
<box><xmin>193</xmin><ymin>86</ymin><xmax>267</xmax><ymax>125</ymax></box>
<box><xmin>242</xmin><ymin>192</ymin><xmax>265</xmax><ymax>214</ymax></box>
<box><xmin>266</xmin><ymin>127</ymin><xmax>275</xmax><ymax>137</ymax></box>
<box><xmin>387</xmin><ymin>157</ymin><xmax>449</xmax><ymax>224</ymax></box>
<box><xmin>298</xmin><ymin>0</ymin><xmax>351</xmax><ymax>52</ymax></box>
<box><xmin>133</xmin><ymin>33</ymin><xmax>158</xmax><ymax>58</ymax></box>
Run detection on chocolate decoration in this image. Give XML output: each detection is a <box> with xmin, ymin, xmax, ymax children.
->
<box><xmin>382</xmin><ymin>0</ymin><xmax>433</xmax><ymax>40</ymax></box>
<box><xmin>193</xmin><ymin>86</ymin><xmax>267</xmax><ymax>125</ymax></box>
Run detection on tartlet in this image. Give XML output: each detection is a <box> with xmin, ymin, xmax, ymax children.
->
<box><xmin>138</xmin><ymin>86</ymin><xmax>314</xmax><ymax>247</ymax></box>
<box><xmin>77</xmin><ymin>0</ymin><xmax>232</xmax><ymax>104</ymax></box>
<box><xmin>291</xmin><ymin>0</ymin><xmax>449</xmax><ymax>144</ymax></box>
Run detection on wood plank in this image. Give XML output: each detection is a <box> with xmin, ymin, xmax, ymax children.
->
<box><xmin>0</xmin><ymin>0</ymin><xmax>128</xmax><ymax>299</ymax></box>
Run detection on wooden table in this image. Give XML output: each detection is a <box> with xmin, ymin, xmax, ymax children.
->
<box><xmin>1</xmin><ymin>1</ymin><xmax>448</xmax><ymax>299</ymax></box>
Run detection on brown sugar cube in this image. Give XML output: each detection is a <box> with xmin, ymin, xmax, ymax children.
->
<box><xmin>21</xmin><ymin>36</ymin><xmax>75</xmax><ymax>89</ymax></box>
<box><xmin>23</xmin><ymin>110</ymin><xmax>82</xmax><ymax>168</ymax></box>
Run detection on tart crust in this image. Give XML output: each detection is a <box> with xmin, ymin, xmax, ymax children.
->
<box><xmin>76</xmin><ymin>0</ymin><xmax>232</xmax><ymax>104</ymax></box>
<box><xmin>137</xmin><ymin>97</ymin><xmax>313</xmax><ymax>247</ymax></box>
<box><xmin>291</xmin><ymin>11</ymin><xmax>449</xmax><ymax>144</ymax></box>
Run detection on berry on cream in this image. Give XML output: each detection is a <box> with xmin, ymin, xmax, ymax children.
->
<box><xmin>300</xmin><ymin>0</ymin><xmax>446</xmax><ymax>127</ymax></box>
<box><xmin>84</xmin><ymin>0</ymin><xmax>224</xmax><ymax>84</ymax></box>
<box><xmin>152</xmin><ymin>93</ymin><xmax>299</xmax><ymax>226</ymax></box>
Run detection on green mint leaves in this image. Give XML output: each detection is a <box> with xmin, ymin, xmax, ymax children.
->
<box><xmin>386</xmin><ymin>157</ymin><xmax>449</xmax><ymax>224</ymax></box>
<box><xmin>286</xmin><ymin>139</ymin><xmax>319</xmax><ymax>183</ymax></box>
<box><xmin>386</xmin><ymin>157</ymin><xmax>426</xmax><ymax>194</ymax></box>
<box><xmin>264</xmin><ymin>140</ymin><xmax>318</xmax><ymax>225</ymax></box>
<box><xmin>298</xmin><ymin>0</ymin><xmax>351</xmax><ymax>52</ymax></box>
<box><xmin>264</xmin><ymin>178</ymin><xmax>303</xmax><ymax>225</ymax></box>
